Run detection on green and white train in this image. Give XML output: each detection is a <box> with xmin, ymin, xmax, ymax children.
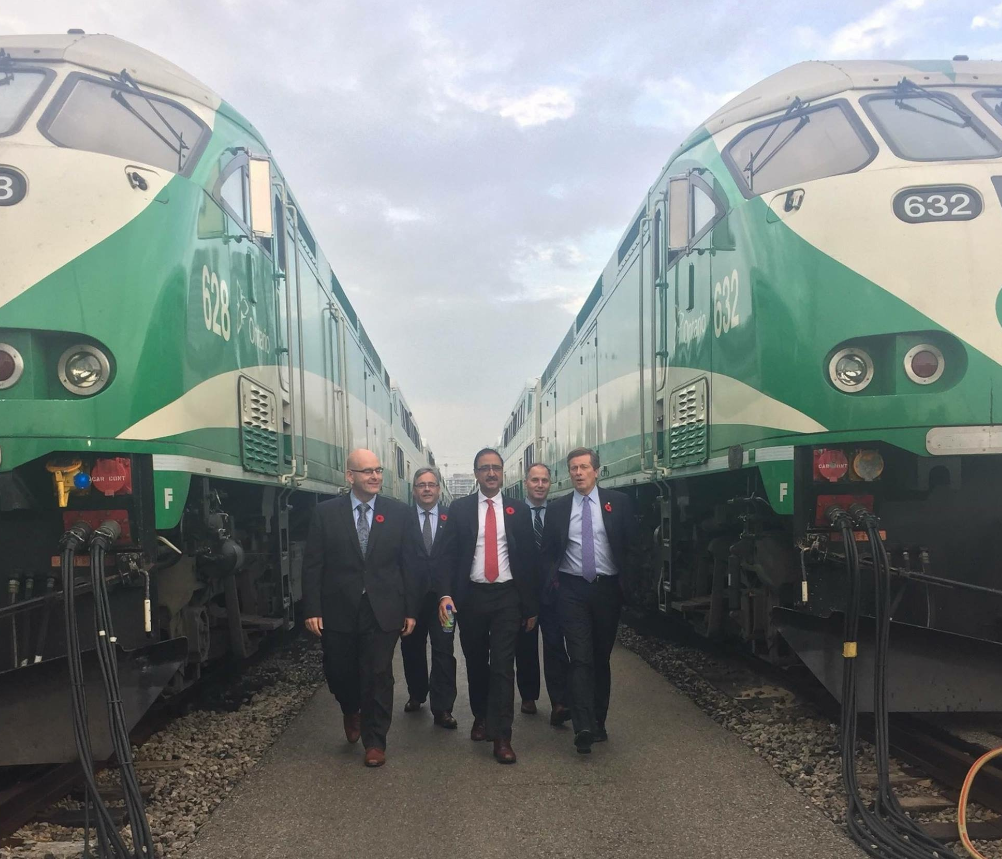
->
<box><xmin>499</xmin><ymin>58</ymin><xmax>1002</xmax><ymax>712</ymax></box>
<box><xmin>0</xmin><ymin>33</ymin><xmax>440</xmax><ymax>763</ymax></box>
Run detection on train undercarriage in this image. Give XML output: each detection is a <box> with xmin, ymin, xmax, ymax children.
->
<box><xmin>642</xmin><ymin>443</ymin><xmax>1002</xmax><ymax>713</ymax></box>
<box><xmin>0</xmin><ymin>450</ymin><xmax>309</xmax><ymax>765</ymax></box>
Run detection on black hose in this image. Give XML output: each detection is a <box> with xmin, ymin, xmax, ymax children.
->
<box><xmin>59</xmin><ymin>527</ymin><xmax>131</xmax><ymax>859</ymax></box>
<box><xmin>90</xmin><ymin>525</ymin><xmax>156</xmax><ymax>858</ymax></box>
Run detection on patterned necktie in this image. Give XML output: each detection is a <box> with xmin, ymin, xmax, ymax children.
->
<box><xmin>357</xmin><ymin>503</ymin><xmax>370</xmax><ymax>555</ymax></box>
<box><xmin>532</xmin><ymin>507</ymin><xmax>544</xmax><ymax>548</ymax></box>
<box><xmin>581</xmin><ymin>496</ymin><xmax>597</xmax><ymax>582</ymax></box>
<box><xmin>484</xmin><ymin>499</ymin><xmax>499</xmax><ymax>582</ymax></box>
<box><xmin>422</xmin><ymin>510</ymin><xmax>433</xmax><ymax>553</ymax></box>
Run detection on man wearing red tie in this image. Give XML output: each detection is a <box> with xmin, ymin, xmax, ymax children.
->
<box><xmin>436</xmin><ymin>449</ymin><xmax>539</xmax><ymax>763</ymax></box>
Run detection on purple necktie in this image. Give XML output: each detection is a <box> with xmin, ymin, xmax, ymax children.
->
<box><xmin>581</xmin><ymin>496</ymin><xmax>597</xmax><ymax>582</ymax></box>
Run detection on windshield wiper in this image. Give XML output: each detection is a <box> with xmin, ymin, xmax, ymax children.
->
<box><xmin>892</xmin><ymin>77</ymin><xmax>987</xmax><ymax>140</ymax></box>
<box><xmin>744</xmin><ymin>96</ymin><xmax>809</xmax><ymax>192</ymax></box>
<box><xmin>108</xmin><ymin>69</ymin><xmax>189</xmax><ymax>172</ymax></box>
<box><xmin>0</xmin><ymin>49</ymin><xmax>15</xmax><ymax>87</ymax></box>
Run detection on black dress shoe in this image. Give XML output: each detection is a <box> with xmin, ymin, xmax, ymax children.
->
<box><xmin>574</xmin><ymin>730</ymin><xmax>593</xmax><ymax>754</ymax></box>
<box><xmin>404</xmin><ymin>700</ymin><xmax>423</xmax><ymax>713</ymax></box>
<box><xmin>470</xmin><ymin>717</ymin><xmax>487</xmax><ymax>742</ymax></box>
<box><xmin>594</xmin><ymin>726</ymin><xmax>608</xmax><ymax>742</ymax></box>
<box><xmin>520</xmin><ymin>700</ymin><xmax>537</xmax><ymax>715</ymax></box>
<box><xmin>549</xmin><ymin>705</ymin><xmax>572</xmax><ymax>726</ymax></box>
<box><xmin>433</xmin><ymin>711</ymin><xmax>458</xmax><ymax>729</ymax></box>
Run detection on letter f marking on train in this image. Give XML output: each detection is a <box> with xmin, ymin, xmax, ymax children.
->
<box><xmin>164</xmin><ymin>487</ymin><xmax>174</xmax><ymax>509</ymax></box>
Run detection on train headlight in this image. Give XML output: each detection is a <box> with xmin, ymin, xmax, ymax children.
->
<box><xmin>58</xmin><ymin>344</ymin><xmax>111</xmax><ymax>396</ymax></box>
<box><xmin>0</xmin><ymin>344</ymin><xmax>24</xmax><ymax>390</ymax></box>
<box><xmin>852</xmin><ymin>449</ymin><xmax>885</xmax><ymax>481</ymax></box>
<box><xmin>904</xmin><ymin>344</ymin><xmax>944</xmax><ymax>385</ymax></box>
<box><xmin>829</xmin><ymin>348</ymin><xmax>874</xmax><ymax>392</ymax></box>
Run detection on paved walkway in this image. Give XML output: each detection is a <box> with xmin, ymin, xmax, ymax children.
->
<box><xmin>187</xmin><ymin>642</ymin><xmax>864</xmax><ymax>859</ymax></box>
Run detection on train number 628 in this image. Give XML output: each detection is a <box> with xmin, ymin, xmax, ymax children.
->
<box><xmin>201</xmin><ymin>265</ymin><xmax>231</xmax><ymax>342</ymax></box>
<box><xmin>893</xmin><ymin>186</ymin><xmax>982</xmax><ymax>223</ymax></box>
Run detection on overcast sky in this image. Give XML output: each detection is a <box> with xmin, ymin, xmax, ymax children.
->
<box><xmin>5</xmin><ymin>1</ymin><xmax>1002</xmax><ymax>471</ymax></box>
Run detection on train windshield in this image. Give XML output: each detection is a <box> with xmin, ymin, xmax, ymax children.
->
<box><xmin>0</xmin><ymin>68</ymin><xmax>49</xmax><ymax>136</ymax></box>
<box><xmin>861</xmin><ymin>88</ymin><xmax>1002</xmax><ymax>161</ymax></box>
<box><xmin>40</xmin><ymin>74</ymin><xmax>208</xmax><ymax>175</ymax></box>
<box><xmin>724</xmin><ymin>100</ymin><xmax>876</xmax><ymax>198</ymax></box>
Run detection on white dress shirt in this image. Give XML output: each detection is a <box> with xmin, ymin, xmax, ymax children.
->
<box><xmin>471</xmin><ymin>491</ymin><xmax>513</xmax><ymax>583</ymax></box>
<box><xmin>418</xmin><ymin>503</ymin><xmax>440</xmax><ymax>543</ymax></box>
<box><xmin>560</xmin><ymin>485</ymin><xmax>618</xmax><ymax>578</ymax></box>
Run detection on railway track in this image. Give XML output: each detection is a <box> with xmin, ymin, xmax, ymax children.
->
<box><xmin>620</xmin><ymin>610</ymin><xmax>1002</xmax><ymax>848</ymax></box>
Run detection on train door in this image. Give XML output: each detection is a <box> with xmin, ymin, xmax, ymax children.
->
<box><xmin>362</xmin><ymin>360</ymin><xmax>376</xmax><ymax>449</ymax></box>
<box><xmin>663</xmin><ymin>170</ymin><xmax>727</xmax><ymax>469</ymax></box>
<box><xmin>581</xmin><ymin>323</ymin><xmax>599</xmax><ymax>449</ymax></box>
<box><xmin>325</xmin><ymin>304</ymin><xmax>347</xmax><ymax>473</ymax></box>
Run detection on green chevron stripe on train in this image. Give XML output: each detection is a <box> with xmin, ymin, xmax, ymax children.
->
<box><xmin>0</xmin><ymin>33</ymin><xmax>444</xmax><ymax>764</ymax></box>
<box><xmin>498</xmin><ymin>58</ymin><xmax>1002</xmax><ymax>713</ymax></box>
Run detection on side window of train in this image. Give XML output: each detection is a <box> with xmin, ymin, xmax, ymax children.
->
<box><xmin>663</xmin><ymin>170</ymin><xmax>726</xmax><ymax>259</ymax></box>
<box><xmin>723</xmin><ymin>99</ymin><xmax>877</xmax><ymax>198</ymax></box>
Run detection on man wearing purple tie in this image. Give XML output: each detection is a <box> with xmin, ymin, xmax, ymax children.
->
<box><xmin>539</xmin><ymin>448</ymin><xmax>645</xmax><ymax>754</ymax></box>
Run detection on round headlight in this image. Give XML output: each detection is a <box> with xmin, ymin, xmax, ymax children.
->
<box><xmin>904</xmin><ymin>344</ymin><xmax>944</xmax><ymax>385</ymax></box>
<box><xmin>829</xmin><ymin>347</ymin><xmax>874</xmax><ymax>393</ymax></box>
<box><xmin>0</xmin><ymin>343</ymin><xmax>24</xmax><ymax>390</ymax></box>
<box><xmin>57</xmin><ymin>344</ymin><xmax>111</xmax><ymax>396</ymax></box>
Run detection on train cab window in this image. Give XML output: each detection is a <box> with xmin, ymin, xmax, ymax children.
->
<box><xmin>974</xmin><ymin>90</ymin><xmax>1002</xmax><ymax>128</ymax></box>
<box><xmin>862</xmin><ymin>90</ymin><xmax>1002</xmax><ymax>161</ymax></box>
<box><xmin>724</xmin><ymin>100</ymin><xmax>876</xmax><ymax>198</ymax></box>
<box><xmin>217</xmin><ymin>160</ymin><xmax>249</xmax><ymax>226</ymax></box>
<box><xmin>40</xmin><ymin>73</ymin><xmax>209</xmax><ymax>176</ymax></box>
<box><xmin>692</xmin><ymin>184</ymin><xmax>717</xmax><ymax>237</ymax></box>
<box><xmin>0</xmin><ymin>68</ymin><xmax>53</xmax><ymax>136</ymax></box>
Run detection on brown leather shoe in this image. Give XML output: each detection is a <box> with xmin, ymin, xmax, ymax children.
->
<box><xmin>493</xmin><ymin>738</ymin><xmax>517</xmax><ymax>764</ymax></box>
<box><xmin>549</xmin><ymin>705</ymin><xmax>572</xmax><ymax>726</ymax></box>
<box><xmin>520</xmin><ymin>699</ymin><xmax>537</xmax><ymax>715</ymax></box>
<box><xmin>343</xmin><ymin>712</ymin><xmax>361</xmax><ymax>744</ymax></box>
<box><xmin>433</xmin><ymin>711</ymin><xmax>458</xmax><ymax>729</ymax></box>
<box><xmin>364</xmin><ymin>747</ymin><xmax>386</xmax><ymax>767</ymax></box>
<box><xmin>470</xmin><ymin>717</ymin><xmax>487</xmax><ymax>742</ymax></box>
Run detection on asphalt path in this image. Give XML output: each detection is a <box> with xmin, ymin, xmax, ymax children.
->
<box><xmin>186</xmin><ymin>640</ymin><xmax>865</xmax><ymax>859</ymax></box>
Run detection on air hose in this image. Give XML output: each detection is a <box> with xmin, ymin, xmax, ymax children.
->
<box><xmin>957</xmin><ymin>747</ymin><xmax>1002</xmax><ymax>858</ymax></box>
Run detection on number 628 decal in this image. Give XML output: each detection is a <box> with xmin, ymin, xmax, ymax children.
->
<box><xmin>893</xmin><ymin>185</ymin><xmax>982</xmax><ymax>223</ymax></box>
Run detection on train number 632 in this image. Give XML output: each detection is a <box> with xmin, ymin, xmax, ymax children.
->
<box><xmin>713</xmin><ymin>270</ymin><xmax>740</xmax><ymax>338</ymax></box>
<box><xmin>893</xmin><ymin>186</ymin><xmax>982</xmax><ymax>223</ymax></box>
<box><xmin>201</xmin><ymin>265</ymin><xmax>231</xmax><ymax>342</ymax></box>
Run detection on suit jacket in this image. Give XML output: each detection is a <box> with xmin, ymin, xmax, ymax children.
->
<box><xmin>302</xmin><ymin>493</ymin><xmax>423</xmax><ymax>634</ymax></box>
<box><xmin>539</xmin><ymin>487</ymin><xmax>646</xmax><ymax>603</ymax></box>
<box><xmin>413</xmin><ymin>504</ymin><xmax>449</xmax><ymax>594</ymax></box>
<box><xmin>433</xmin><ymin>493</ymin><xmax>539</xmax><ymax>619</ymax></box>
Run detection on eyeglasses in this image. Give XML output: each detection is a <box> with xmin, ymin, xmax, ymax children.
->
<box><xmin>475</xmin><ymin>464</ymin><xmax>503</xmax><ymax>473</ymax></box>
<box><xmin>349</xmin><ymin>467</ymin><xmax>384</xmax><ymax>476</ymax></box>
<box><xmin>414</xmin><ymin>482</ymin><xmax>439</xmax><ymax>489</ymax></box>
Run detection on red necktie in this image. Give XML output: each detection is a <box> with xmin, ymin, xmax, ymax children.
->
<box><xmin>484</xmin><ymin>499</ymin><xmax>499</xmax><ymax>582</ymax></box>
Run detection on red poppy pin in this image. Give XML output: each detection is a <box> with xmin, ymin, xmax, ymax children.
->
<box><xmin>375</xmin><ymin>514</ymin><xmax>385</xmax><ymax>523</ymax></box>
<box><xmin>604</xmin><ymin>502</ymin><xmax>612</xmax><ymax>512</ymax></box>
<box><xmin>439</xmin><ymin>514</ymin><xmax>448</xmax><ymax>522</ymax></box>
<box><xmin>505</xmin><ymin>506</ymin><xmax>515</xmax><ymax>515</ymax></box>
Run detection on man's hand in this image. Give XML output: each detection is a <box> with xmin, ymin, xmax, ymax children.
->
<box><xmin>401</xmin><ymin>617</ymin><xmax>416</xmax><ymax>636</ymax></box>
<box><xmin>524</xmin><ymin>616</ymin><xmax>537</xmax><ymax>632</ymax></box>
<box><xmin>305</xmin><ymin>616</ymin><xmax>323</xmax><ymax>637</ymax></box>
<box><xmin>438</xmin><ymin>597</ymin><xmax>456</xmax><ymax>626</ymax></box>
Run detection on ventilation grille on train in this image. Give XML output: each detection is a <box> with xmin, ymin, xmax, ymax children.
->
<box><xmin>239</xmin><ymin>376</ymin><xmax>280</xmax><ymax>475</ymax></box>
<box><xmin>668</xmin><ymin>377</ymin><xmax>708</xmax><ymax>467</ymax></box>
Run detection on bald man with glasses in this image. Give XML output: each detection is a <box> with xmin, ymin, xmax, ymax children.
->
<box><xmin>400</xmin><ymin>467</ymin><xmax>458</xmax><ymax>728</ymax></box>
<box><xmin>303</xmin><ymin>448</ymin><xmax>422</xmax><ymax>767</ymax></box>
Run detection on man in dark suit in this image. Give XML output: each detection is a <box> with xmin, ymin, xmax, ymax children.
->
<box><xmin>435</xmin><ymin>448</ymin><xmax>538</xmax><ymax>764</ymax></box>
<box><xmin>400</xmin><ymin>466</ymin><xmax>458</xmax><ymax>728</ymax></box>
<box><xmin>540</xmin><ymin>447</ymin><xmax>645</xmax><ymax>755</ymax></box>
<box><xmin>303</xmin><ymin>448</ymin><xmax>421</xmax><ymax>768</ymax></box>
<box><xmin>522</xmin><ymin>462</ymin><xmax>571</xmax><ymax>727</ymax></box>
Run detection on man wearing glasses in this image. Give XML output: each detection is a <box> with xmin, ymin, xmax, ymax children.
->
<box><xmin>436</xmin><ymin>449</ymin><xmax>538</xmax><ymax>764</ymax></box>
<box><xmin>400</xmin><ymin>467</ymin><xmax>458</xmax><ymax>728</ymax></box>
<box><xmin>303</xmin><ymin>448</ymin><xmax>422</xmax><ymax>768</ymax></box>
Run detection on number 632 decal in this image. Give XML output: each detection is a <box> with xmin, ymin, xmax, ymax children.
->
<box><xmin>893</xmin><ymin>185</ymin><xmax>982</xmax><ymax>223</ymax></box>
<box><xmin>713</xmin><ymin>269</ymin><xmax>742</xmax><ymax>338</ymax></box>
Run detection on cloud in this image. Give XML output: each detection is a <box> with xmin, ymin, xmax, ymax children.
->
<box><xmin>806</xmin><ymin>0</ymin><xmax>928</xmax><ymax>57</ymax></box>
<box><xmin>498</xmin><ymin>86</ymin><xmax>576</xmax><ymax>127</ymax></box>
<box><xmin>635</xmin><ymin>76</ymin><xmax>742</xmax><ymax>132</ymax></box>
<box><xmin>973</xmin><ymin>2</ymin><xmax>1002</xmax><ymax>28</ymax></box>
